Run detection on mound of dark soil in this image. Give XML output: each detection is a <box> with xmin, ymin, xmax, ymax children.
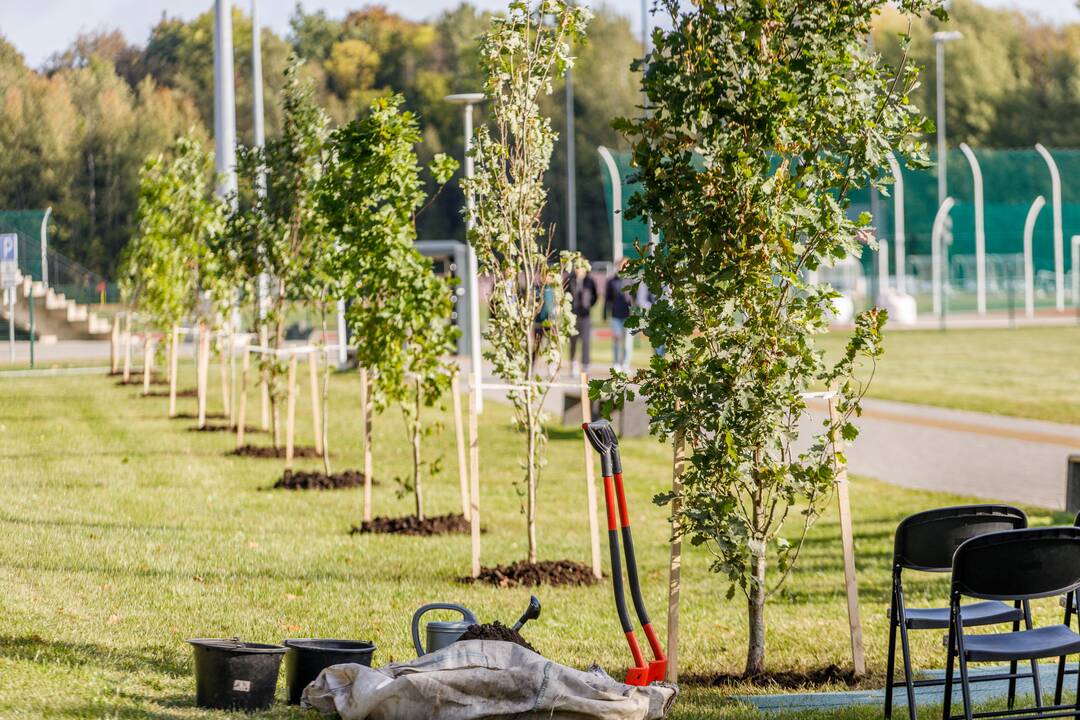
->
<box><xmin>115</xmin><ymin>376</ymin><xmax>167</xmax><ymax>387</ymax></box>
<box><xmin>274</xmin><ymin>469</ymin><xmax>370</xmax><ymax>490</ymax></box>
<box><xmin>142</xmin><ymin>388</ymin><xmax>197</xmax><ymax>398</ymax></box>
<box><xmin>188</xmin><ymin>424</ymin><xmax>261</xmax><ymax>434</ymax></box>
<box><xmin>230</xmin><ymin>444</ymin><xmax>320</xmax><ymax>459</ymax></box>
<box><xmin>350</xmin><ymin>513</ymin><xmax>468</xmax><ymax>536</ymax></box>
<box><xmin>682</xmin><ymin>664</ymin><xmax>862</xmax><ymax>690</ymax></box>
<box><xmin>457</xmin><ymin>621</ymin><xmax>538</xmax><ymax>654</ymax></box>
<box><xmin>464</xmin><ymin>559</ymin><xmax>599</xmax><ymax>588</ymax></box>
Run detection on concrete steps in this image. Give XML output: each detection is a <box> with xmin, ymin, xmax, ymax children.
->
<box><xmin>3</xmin><ymin>271</ymin><xmax>111</xmax><ymax>341</ymax></box>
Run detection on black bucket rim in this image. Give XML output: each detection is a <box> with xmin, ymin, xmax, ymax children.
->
<box><xmin>187</xmin><ymin>638</ymin><xmax>287</xmax><ymax>654</ymax></box>
<box><xmin>283</xmin><ymin>638</ymin><xmax>377</xmax><ymax>654</ymax></box>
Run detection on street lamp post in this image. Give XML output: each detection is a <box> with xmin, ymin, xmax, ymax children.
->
<box><xmin>933</xmin><ymin>31</ymin><xmax>962</xmax><ymax>207</ymax></box>
<box><xmin>445</xmin><ymin>92</ymin><xmax>485</xmax><ymax>413</ymax></box>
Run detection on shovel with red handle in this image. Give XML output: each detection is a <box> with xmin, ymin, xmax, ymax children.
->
<box><xmin>583</xmin><ymin>419</ymin><xmax>667</xmax><ymax>686</ymax></box>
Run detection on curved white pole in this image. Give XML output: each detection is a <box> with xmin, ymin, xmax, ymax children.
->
<box><xmin>1072</xmin><ymin>235</ymin><xmax>1080</xmax><ymax>308</ymax></box>
<box><xmin>932</xmin><ymin>197</ymin><xmax>956</xmax><ymax>319</ymax></box>
<box><xmin>959</xmin><ymin>143</ymin><xmax>985</xmax><ymax>315</ymax></box>
<box><xmin>1023</xmin><ymin>195</ymin><xmax>1046</xmax><ymax>319</ymax></box>
<box><xmin>39</xmin><ymin>206</ymin><xmax>52</xmax><ymax>289</ymax></box>
<box><xmin>1035</xmin><ymin>144</ymin><xmax>1064</xmax><ymax>311</ymax></box>
<box><xmin>878</xmin><ymin>238</ymin><xmax>890</xmax><ymax>300</ymax></box>
<box><xmin>597</xmin><ymin>146</ymin><xmax>624</xmax><ymax>263</ymax></box>
<box><xmin>886</xmin><ymin>153</ymin><xmax>906</xmax><ymax>294</ymax></box>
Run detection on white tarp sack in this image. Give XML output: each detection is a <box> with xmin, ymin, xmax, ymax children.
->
<box><xmin>302</xmin><ymin>639</ymin><xmax>677</xmax><ymax>720</ymax></box>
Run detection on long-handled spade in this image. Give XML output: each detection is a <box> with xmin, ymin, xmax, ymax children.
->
<box><xmin>582</xmin><ymin>420</ymin><xmax>666</xmax><ymax>686</ymax></box>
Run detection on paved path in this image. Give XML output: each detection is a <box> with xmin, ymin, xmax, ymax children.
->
<box><xmin>818</xmin><ymin>397</ymin><xmax>1080</xmax><ymax>511</ymax></box>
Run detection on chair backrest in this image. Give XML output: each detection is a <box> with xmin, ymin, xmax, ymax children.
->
<box><xmin>893</xmin><ymin>505</ymin><xmax>1028</xmax><ymax>572</ymax></box>
<box><xmin>952</xmin><ymin>527</ymin><xmax>1080</xmax><ymax>601</ymax></box>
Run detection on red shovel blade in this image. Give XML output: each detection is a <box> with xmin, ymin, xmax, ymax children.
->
<box><xmin>625</xmin><ymin>665</ymin><xmax>651</xmax><ymax>686</ymax></box>
<box><xmin>647</xmin><ymin>659</ymin><xmax>667</xmax><ymax>683</ymax></box>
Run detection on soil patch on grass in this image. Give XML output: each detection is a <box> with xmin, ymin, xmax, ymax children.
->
<box><xmin>457</xmin><ymin>622</ymin><xmax>538</xmax><ymax>654</ymax></box>
<box><xmin>230</xmin><ymin>444</ymin><xmax>320</xmax><ymax>459</ymax></box>
<box><xmin>682</xmin><ymin>664</ymin><xmax>865</xmax><ymax>690</ymax></box>
<box><xmin>173</xmin><ymin>412</ymin><xmax>226</xmax><ymax>420</ymax></box>
<box><xmin>188</xmin><ymin>424</ymin><xmax>262</xmax><ymax>434</ymax></box>
<box><xmin>142</xmin><ymin>388</ymin><xmax>197</xmax><ymax>398</ymax></box>
<box><xmin>115</xmin><ymin>376</ymin><xmax>167</xmax><ymax>387</ymax></box>
<box><xmin>274</xmin><ymin>469</ymin><xmax>370</xmax><ymax>490</ymax></box>
<box><xmin>351</xmin><ymin>513</ymin><xmax>468</xmax><ymax>536</ymax></box>
<box><xmin>464</xmin><ymin>559</ymin><xmax>599</xmax><ymax>588</ymax></box>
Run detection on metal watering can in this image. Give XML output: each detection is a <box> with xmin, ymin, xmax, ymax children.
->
<box><xmin>410</xmin><ymin>597</ymin><xmax>542</xmax><ymax>656</ymax></box>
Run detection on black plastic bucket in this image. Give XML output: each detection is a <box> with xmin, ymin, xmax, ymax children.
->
<box><xmin>283</xmin><ymin>639</ymin><xmax>376</xmax><ymax>705</ymax></box>
<box><xmin>187</xmin><ymin>638</ymin><xmax>286</xmax><ymax>711</ymax></box>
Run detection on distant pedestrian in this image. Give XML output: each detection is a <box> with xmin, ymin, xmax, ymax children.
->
<box><xmin>604</xmin><ymin>258</ymin><xmax>635</xmax><ymax>371</ymax></box>
<box><xmin>566</xmin><ymin>267</ymin><xmax>598</xmax><ymax>375</ymax></box>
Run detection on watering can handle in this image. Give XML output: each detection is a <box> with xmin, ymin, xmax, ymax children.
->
<box><xmin>410</xmin><ymin>603</ymin><xmax>479</xmax><ymax>655</ymax></box>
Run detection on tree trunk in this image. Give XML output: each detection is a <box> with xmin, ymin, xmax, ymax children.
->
<box><xmin>525</xmin><ymin>391</ymin><xmax>537</xmax><ymax>564</ymax></box>
<box><xmin>745</xmin><ymin>547</ymin><xmax>767</xmax><ymax>676</ymax></box>
<box><xmin>412</xmin><ymin>378</ymin><xmax>424</xmax><ymax>522</ymax></box>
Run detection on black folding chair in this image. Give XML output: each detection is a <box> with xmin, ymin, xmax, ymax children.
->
<box><xmin>886</xmin><ymin>505</ymin><xmax>1030</xmax><ymax>720</ymax></box>
<box><xmin>1051</xmin><ymin>512</ymin><xmax>1080</xmax><ymax>704</ymax></box>
<box><xmin>945</xmin><ymin>526</ymin><xmax>1080</xmax><ymax>720</ymax></box>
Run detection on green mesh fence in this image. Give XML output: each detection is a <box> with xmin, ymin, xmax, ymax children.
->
<box><xmin>0</xmin><ymin>210</ymin><xmax>119</xmax><ymax>304</ymax></box>
<box><xmin>599</xmin><ymin>147</ymin><xmax>1080</xmax><ymax>315</ymax></box>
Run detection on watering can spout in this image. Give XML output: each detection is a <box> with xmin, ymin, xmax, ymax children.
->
<box><xmin>512</xmin><ymin>595</ymin><xmax>541</xmax><ymax>631</ymax></box>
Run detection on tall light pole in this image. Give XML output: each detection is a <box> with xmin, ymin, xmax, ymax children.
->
<box><xmin>565</xmin><ymin>68</ymin><xmax>577</xmax><ymax>254</ymax></box>
<box><xmin>213</xmin><ymin>0</ymin><xmax>238</xmax><ymax>199</ymax></box>
<box><xmin>445</xmin><ymin>93</ymin><xmax>485</xmax><ymax>412</ymax></box>
<box><xmin>251</xmin><ymin>0</ymin><xmax>271</xmax><ymax>325</ymax></box>
<box><xmin>932</xmin><ymin>31</ymin><xmax>962</xmax><ymax>207</ymax></box>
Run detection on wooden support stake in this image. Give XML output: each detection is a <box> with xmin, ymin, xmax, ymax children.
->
<box><xmin>360</xmin><ymin>367</ymin><xmax>373</xmax><ymax>522</ymax></box>
<box><xmin>285</xmin><ymin>354</ymin><xmax>298</xmax><ymax>470</ymax></box>
<box><xmin>468</xmin><ymin>372</ymin><xmax>481</xmax><ymax>578</ymax></box>
<box><xmin>452</xmin><ymin>373</ymin><xmax>470</xmax><ymax>518</ymax></box>
<box><xmin>580</xmin><ymin>372</ymin><xmax>602</xmax><ymax>580</ymax></box>
<box><xmin>142</xmin><ymin>334</ymin><xmax>153</xmax><ymax>395</ymax></box>
<box><xmin>227</xmin><ymin>331</ymin><xmax>237</xmax><ymax>427</ymax></box>
<box><xmin>122</xmin><ymin>314</ymin><xmax>132</xmax><ymax>383</ymax></box>
<box><xmin>168</xmin><ymin>326</ymin><xmax>179</xmax><ymax>418</ymax></box>
<box><xmin>236</xmin><ymin>348</ymin><xmax>249</xmax><ymax>449</ymax></box>
<box><xmin>666</xmin><ymin>425</ymin><xmax>686</xmax><ymax>683</ymax></box>
<box><xmin>309</xmin><ymin>351</ymin><xmax>323</xmax><ymax>456</ymax></box>
<box><xmin>219</xmin><ymin>337</ymin><xmax>230</xmax><ymax>422</ymax></box>
<box><xmin>259</xmin><ymin>324</ymin><xmax>270</xmax><ymax>430</ymax></box>
<box><xmin>196</xmin><ymin>323</ymin><xmax>209</xmax><ymax>429</ymax></box>
<box><xmin>110</xmin><ymin>315</ymin><xmax>120</xmax><ymax>374</ymax></box>
<box><xmin>829</xmin><ymin>394</ymin><xmax>866</xmax><ymax>676</ymax></box>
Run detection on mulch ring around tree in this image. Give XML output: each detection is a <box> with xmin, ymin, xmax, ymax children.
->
<box><xmin>273</xmin><ymin>469</ymin><xmax>372</xmax><ymax>491</ymax></box>
<box><xmin>681</xmin><ymin>664</ymin><xmax>865</xmax><ymax>690</ymax></box>
<box><xmin>115</xmin><ymin>376</ymin><xmax>168</xmax><ymax>387</ymax></box>
<box><xmin>173</xmin><ymin>412</ymin><xmax>226</xmax><ymax>420</ymax></box>
<box><xmin>141</xmin><ymin>388</ymin><xmax>197</xmax><ymax>398</ymax></box>
<box><xmin>188</xmin><ymin>424</ymin><xmax>263</xmax><ymax>434</ymax></box>
<box><xmin>350</xmin><ymin>513</ymin><xmax>468</xmax><ymax>536</ymax></box>
<box><xmin>230</xmin><ymin>444</ymin><xmax>320</xmax><ymax>459</ymax></box>
<box><xmin>457</xmin><ymin>622</ymin><xmax>538</xmax><ymax>654</ymax></box>
<box><xmin>462</xmin><ymin>559</ymin><xmax>599</xmax><ymax>588</ymax></box>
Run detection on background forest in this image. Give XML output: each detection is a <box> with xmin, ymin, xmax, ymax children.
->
<box><xmin>1</xmin><ymin>0</ymin><xmax>1079</xmax><ymax>277</ymax></box>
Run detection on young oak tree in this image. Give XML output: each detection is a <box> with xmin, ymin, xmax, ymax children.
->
<box><xmin>318</xmin><ymin>94</ymin><xmax>459</xmax><ymax>521</ymax></box>
<box><xmin>465</xmin><ymin>0</ymin><xmax>591</xmax><ymax>564</ymax></box>
<box><xmin>598</xmin><ymin>0</ymin><xmax>944</xmax><ymax>675</ymax></box>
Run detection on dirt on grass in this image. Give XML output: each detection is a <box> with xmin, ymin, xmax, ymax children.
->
<box><xmin>115</xmin><ymin>376</ymin><xmax>168</xmax><ymax>387</ymax></box>
<box><xmin>188</xmin><ymin>424</ymin><xmax>263</xmax><ymax>434</ymax></box>
<box><xmin>274</xmin><ymin>469</ymin><xmax>371</xmax><ymax>490</ymax></box>
<box><xmin>457</xmin><ymin>621</ymin><xmax>538</xmax><ymax>654</ymax></box>
<box><xmin>141</xmin><ymin>388</ymin><xmax>197</xmax><ymax>398</ymax></box>
<box><xmin>464</xmin><ymin>559</ymin><xmax>599</xmax><ymax>588</ymax></box>
<box><xmin>230</xmin><ymin>444</ymin><xmax>320</xmax><ymax>459</ymax></box>
<box><xmin>681</xmin><ymin>664</ymin><xmax>866</xmax><ymax>690</ymax></box>
<box><xmin>350</xmin><ymin>513</ymin><xmax>468</xmax><ymax>536</ymax></box>
<box><xmin>173</xmin><ymin>412</ymin><xmax>226</xmax><ymax>420</ymax></box>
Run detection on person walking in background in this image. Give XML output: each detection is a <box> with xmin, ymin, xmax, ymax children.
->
<box><xmin>566</xmin><ymin>267</ymin><xmax>597</xmax><ymax>375</ymax></box>
<box><xmin>604</xmin><ymin>258</ymin><xmax>635</xmax><ymax>371</ymax></box>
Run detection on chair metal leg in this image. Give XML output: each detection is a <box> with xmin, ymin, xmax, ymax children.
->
<box><xmin>1009</xmin><ymin>602</ymin><xmax>1020</xmax><ymax>709</ymax></box>
<box><xmin>1023</xmin><ymin>600</ymin><xmax>1044</xmax><ymax>708</ymax></box>
<box><xmin>896</xmin><ymin>584</ymin><xmax>918</xmax><ymax>720</ymax></box>
<box><xmin>955</xmin><ymin>622</ymin><xmax>974</xmax><ymax>720</ymax></box>
<box><xmin>885</xmin><ymin>588</ymin><xmax>899</xmax><ymax>720</ymax></box>
<box><xmin>944</xmin><ymin>611</ymin><xmax>957</xmax><ymax>720</ymax></box>
<box><xmin>1058</xmin><ymin>592</ymin><xmax>1075</xmax><ymax>705</ymax></box>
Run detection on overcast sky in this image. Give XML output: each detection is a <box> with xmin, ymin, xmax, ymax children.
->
<box><xmin>2</xmin><ymin>0</ymin><xmax>1078</xmax><ymax>70</ymax></box>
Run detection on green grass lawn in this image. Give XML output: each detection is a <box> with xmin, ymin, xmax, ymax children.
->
<box><xmin>1</xmin><ymin>362</ymin><xmax>1076</xmax><ymax>719</ymax></box>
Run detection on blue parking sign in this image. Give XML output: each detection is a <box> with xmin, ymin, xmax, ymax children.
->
<box><xmin>0</xmin><ymin>233</ymin><xmax>17</xmax><ymax>289</ymax></box>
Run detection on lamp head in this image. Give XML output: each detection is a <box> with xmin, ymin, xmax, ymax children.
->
<box><xmin>444</xmin><ymin>93</ymin><xmax>485</xmax><ymax>106</ymax></box>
